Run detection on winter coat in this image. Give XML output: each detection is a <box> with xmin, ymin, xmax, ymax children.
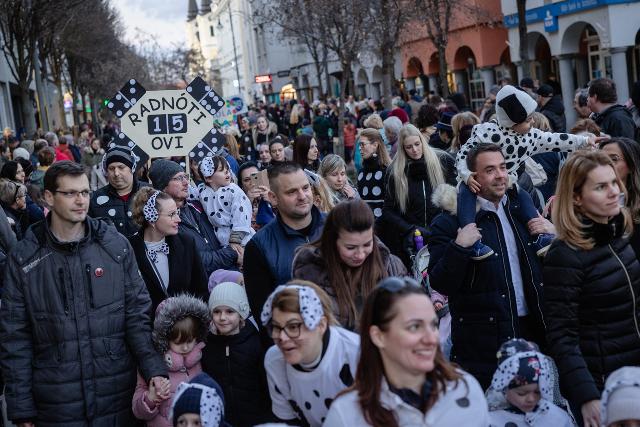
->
<box><xmin>542</xmin><ymin>213</ymin><xmax>640</xmax><ymax>407</ymax></box>
<box><xmin>0</xmin><ymin>217</ymin><xmax>167</xmax><ymax>426</ymax></box>
<box><xmin>357</xmin><ymin>156</ymin><xmax>387</xmax><ymax>219</ymax></box>
<box><xmin>593</xmin><ymin>104</ymin><xmax>636</xmax><ymax>139</ymax></box>
<box><xmin>1</xmin><ymin>202</ymin><xmax>30</xmax><ymax>241</ymax></box>
<box><xmin>381</xmin><ymin>154</ymin><xmax>455</xmax><ymax>266</ymax></box>
<box><xmin>81</xmin><ymin>147</ymin><xmax>104</xmax><ymax>168</ymax></box>
<box><xmin>178</xmin><ymin>201</ymin><xmax>238</xmax><ymax>277</ymax></box>
<box><xmin>202</xmin><ymin>324</ymin><xmax>274</xmax><ymax>427</ymax></box>
<box><xmin>323</xmin><ymin>371</ymin><xmax>489</xmax><ymax>427</ymax></box>
<box><xmin>54</xmin><ymin>146</ymin><xmax>74</xmax><ymax>162</ymax></box>
<box><xmin>132</xmin><ymin>342</ymin><xmax>205</xmax><ymax>427</ymax></box>
<box><xmin>129</xmin><ymin>231</ymin><xmax>209</xmax><ymax>316</ymax></box>
<box><xmin>251</xmin><ymin>122</ymin><xmax>279</xmax><ymax>150</ymax></box>
<box><xmin>427</xmin><ymin>184</ymin><xmax>546</xmax><ymax>389</ymax></box>
<box><xmin>244</xmin><ymin>206</ymin><xmax>326</xmax><ymax>340</ymax></box>
<box><xmin>292</xmin><ymin>239</ymin><xmax>407</xmax><ymax>330</ymax></box>
<box><xmin>538</xmin><ymin>95</ymin><xmax>566</xmax><ymax>132</ymax></box>
<box><xmin>88</xmin><ymin>179</ymin><xmax>150</xmax><ymax>238</ymax></box>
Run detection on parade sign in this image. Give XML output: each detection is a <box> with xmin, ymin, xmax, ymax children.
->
<box><xmin>107</xmin><ymin>77</ymin><xmax>226</xmax><ymax>158</ymax></box>
<box><xmin>213</xmin><ymin>94</ymin><xmax>248</xmax><ymax>128</ymax></box>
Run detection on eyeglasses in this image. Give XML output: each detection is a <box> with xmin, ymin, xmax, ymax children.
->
<box><xmin>268</xmin><ymin>321</ymin><xmax>304</xmax><ymax>340</ymax></box>
<box><xmin>54</xmin><ymin>190</ymin><xmax>90</xmax><ymax>199</ymax></box>
<box><xmin>170</xmin><ymin>174</ymin><xmax>189</xmax><ymax>182</ymax></box>
<box><xmin>358</xmin><ymin>140</ymin><xmax>371</xmax><ymax>148</ymax></box>
<box><xmin>163</xmin><ymin>209</ymin><xmax>180</xmax><ymax>219</ymax></box>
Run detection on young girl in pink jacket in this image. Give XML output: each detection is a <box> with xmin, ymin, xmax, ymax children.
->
<box><xmin>132</xmin><ymin>294</ymin><xmax>210</xmax><ymax>426</ymax></box>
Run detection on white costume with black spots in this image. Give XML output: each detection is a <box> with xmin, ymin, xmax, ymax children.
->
<box><xmin>357</xmin><ymin>160</ymin><xmax>386</xmax><ymax>218</ymax></box>
<box><xmin>323</xmin><ymin>371</ymin><xmax>489</xmax><ymax>426</ymax></box>
<box><xmin>455</xmin><ymin>120</ymin><xmax>589</xmax><ymax>185</ymax></box>
<box><xmin>198</xmin><ymin>182</ymin><xmax>255</xmax><ymax>246</ymax></box>
<box><xmin>489</xmin><ymin>404</ymin><xmax>574</xmax><ymax>427</ymax></box>
<box><xmin>264</xmin><ymin>326</ymin><xmax>360</xmax><ymax>427</ymax></box>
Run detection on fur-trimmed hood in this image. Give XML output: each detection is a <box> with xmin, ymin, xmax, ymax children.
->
<box><xmin>431</xmin><ymin>184</ymin><xmax>458</xmax><ymax>216</ymax></box>
<box><xmin>152</xmin><ymin>294</ymin><xmax>211</xmax><ymax>354</ymax></box>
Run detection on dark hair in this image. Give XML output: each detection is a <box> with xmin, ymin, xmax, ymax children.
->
<box><xmin>575</xmin><ymin>88</ymin><xmax>589</xmax><ymax>107</ymax></box>
<box><xmin>34</xmin><ymin>139</ymin><xmax>48</xmax><ymax>152</ymax></box>
<box><xmin>38</xmin><ymin>146</ymin><xmax>56</xmax><ymax>166</ymax></box>
<box><xmin>600</xmin><ymin>137</ymin><xmax>640</xmax><ymax>223</ymax></box>
<box><xmin>0</xmin><ymin>161</ymin><xmax>19</xmax><ymax>181</ymax></box>
<box><xmin>237</xmin><ymin>161</ymin><xmax>259</xmax><ymax>192</ymax></box>
<box><xmin>43</xmin><ymin>161</ymin><xmax>86</xmax><ymax>193</ymax></box>
<box><xmin>16</xmin><ymin>157</ymin><xmax>33</xmax><ymax>179</ymax></box>
<box><xmin>349</xmin><ymin>277</ymin><xmax>463</xmax><ymax>427</ymax></box>
<box><xmin>198</xmin><ymin>155</ymin><xmax>229</xmax><ymax>182</ymax></box>
<box><xmin>415</xmin><ymin>104</ymin><xmax>439</xmax><ymax>129</ymax></box>
<box><xmin>313</xmin><ymin>199</ymin><xmax>388</xmax><ymax>327</ymax></box>
<box><xmin>631</xmin><ymin>81</ymin><xmax>640</xmax><ymax>111</ymax></box>
<box><xmin>268</xmin><ymin>134</ymin><xmax>287</xmax><ymax>149</ymax></box>
<box><xmin>466</xmin><ymin>143</ymin><xmax>504</xmax><ymax>172</ymax></box>
<box><xmin>293</xmin><ymin>134</ymin><xmax>314</xmax><ymax>167</ymax></box>
<box><xmin>267</xmin><ymin>161</ymin><xmax>302</xmax><ymax>191</ymax></box>
<box><xmin>169</xmin><ymin>316</ymin><xmax>205</xmax><ymax>345</ymax></box>
<box><xmin>589</xmin><ymin>78</ymin><xmax>617</xmax><ymax>104</ymax></box>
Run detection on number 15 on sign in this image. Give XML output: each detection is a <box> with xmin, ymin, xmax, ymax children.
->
<box><xmin>148</xmin><ymin>114</ymin><xmax>188</xmax><ymax>135</ymax></box>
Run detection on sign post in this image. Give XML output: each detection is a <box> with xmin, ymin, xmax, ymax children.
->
<box><xmin>107</xmin><ymin>77</ymin><xmax>228</xmax><ymax>164</ymax></box>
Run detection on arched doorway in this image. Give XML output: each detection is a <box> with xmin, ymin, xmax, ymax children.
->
<box><xmin>406</xmin><ymin>57</ymin><xmax>426</xmax><ymax>95</ymax></box>
<box><xmin>526</xmin><ymin>32</ymin><xmax>554</xmax><ymax>84</ymax></box>
<box><xmin>371</xmin><ymin>66</ymin><xmax>382</xmax><ymax>100</ymax></box>
<box><xmin>453</xmin><ymin>46</ymin><xmax>484</xmax><ymax>111</ymax></box>
<box><xmin>562</xmin><ymin>22</ymin><xmax>610</xmax><ymax>81</ymax></box>
<box><xmin>356</xmin><ymin>69</ymin><xmax>369</xmax><ymax>99</ymax></box>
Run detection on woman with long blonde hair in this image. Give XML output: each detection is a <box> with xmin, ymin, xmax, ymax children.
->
<box><xmin>543</xmin><ymin>150</ymin><xmax>640</xmax><ymax>427</ymax></box>
<box><xmin>381</xmin><ymin>123</ymin><xmax>453</xmax><ymax>267</ymax></box>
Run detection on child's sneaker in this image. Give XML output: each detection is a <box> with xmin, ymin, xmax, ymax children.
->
<box><xmin>471</xmin><ymin>240</ymin><xmax>494</xmax><ymax>261</ymax></box>
<box><xmin>532</xmin><ymin>233</ymin><xmax>554</xmax><ymax>257</ymax></box>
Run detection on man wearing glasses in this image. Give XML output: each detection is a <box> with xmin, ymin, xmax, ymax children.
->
<box><xmin>0</xmin><ymin>161</ymin><xmax>167</xmax><ymax>426</ymax></box>
<box><xmin>89</xmin><ymin>146</ymin><xmax>149</xmax><ymax>238</ymax></box>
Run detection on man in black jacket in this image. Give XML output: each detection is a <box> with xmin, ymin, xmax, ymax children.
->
<box><xmin>588</xmin><ymin>78</ymin><xmax>636</xmax><ymax>139</ymax></box>
<box><xmin>149</xmin><ymin>159</ymin><xmax>238</xmax><ymax>277</ymax></box>
<box><xmin>88</xmin><ymin>146</ymin><xmax>148</xmax><ymax>237</ymax></box>
<box><xmin>536</xmin><ymin>84</ymin><xmax>567</xmax><ymax>132</ymax></box>
<box><xmin>427</xmin><ymin>144</ymin><xmax>548</xmax><ymax>388</ymax></box>
<box><xmin>0</xmin><ymin>161</ymin><xmax>167</xmax><ymax>426</ymax></box>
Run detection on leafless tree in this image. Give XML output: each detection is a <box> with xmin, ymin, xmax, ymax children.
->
<box><xmin>517</xmin><ymin>0</ymin><xmax>529</xmax><ymax>79</ymax></box>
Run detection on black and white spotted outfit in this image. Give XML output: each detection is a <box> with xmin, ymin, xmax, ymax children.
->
<box><xmin>198</xmin><ymin>182</ymin><xmax>255</xmax><ymax>246</ymax></box>
<box><xmin>455</xmin><ymin>120</ymin><xmax>589</xmax><ymax>185</ymax></box>
<box><xmin>264</xmin><ymin>326</ymin><xmax>360</xmax><ymax>427</ymax></box>
<box><xmin>357</xmin><ymin>155</ymin><xmax>386</xmax><ymax>218</ymax></box>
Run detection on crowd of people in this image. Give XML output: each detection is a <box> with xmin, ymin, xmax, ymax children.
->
<box><xmin>0</xmin><ymin>76</ymin><xmax>639</xmax><ymax>427</ymax></box>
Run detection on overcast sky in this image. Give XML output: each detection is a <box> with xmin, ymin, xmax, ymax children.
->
<box><xmin>111</xmin><ymin>0</ymin><xmax>187</xmax><ymax>49</ymax></box>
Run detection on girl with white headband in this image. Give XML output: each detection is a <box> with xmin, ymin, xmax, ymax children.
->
<box><xmin>261</xmin><ymin>280</ymin><xmax>360</xmax><ymax>427</ymax></box>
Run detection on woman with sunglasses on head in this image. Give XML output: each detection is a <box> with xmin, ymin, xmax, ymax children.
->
<box><xmin>324</xmin><ymin>277</ymin><xmax>488</xmax><ymax>426</ymax></box>
<box><xmin>129</xmin><ymin>187</ymin><xmax>208</xmax><ymax>316</ymax></box>
<box><xmin>261</xmin><ymin>280</ymin><xmax>360</xmax><ymax>427</ymax></box>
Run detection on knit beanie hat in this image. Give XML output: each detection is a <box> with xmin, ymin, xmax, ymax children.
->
<box><xmin>171</xmin><ymin>372</ymin><xmax>226</xmax><ymax>427</ymax></box>
<box><xmin>149</xmin><ymin>159</ymin><xmax>184</xmax><ymax>191</ymax></box>
<box><xmin>104</xmin><ymin>146</ymin><xmax>135</xmax><ymax>170</ymax></box>
<box><xmin>12</xmin><ymin>147</ymin><xmax>30</xmax><ymax>161</ymax></box>
<box><xmin>208</xmin><ymin>282</ymin><xmax>251</xmax><ymax>319</ymax></box>
<box><xmin>601</xmin><ymin>367</ymin><xmax>640</xmax><ymax>425</ymax></box>
<box><xmin>495</xmin><ymin>85</ymin><xmax>538</xmax><ymax>128</ymax></box>
<box><xmin>208</xmin><ymin>269</ymin><xmax>243</xmax><ymax>293</ymax></box>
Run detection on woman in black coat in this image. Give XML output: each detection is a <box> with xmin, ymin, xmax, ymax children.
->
<box><xmin>544</xmin><ymin>150</ymin><xmax>640</xmax><ymax>427</ymax></box>
<box><xmin>381</xmin><ymin>123</ymin><xmax>454</xmax><ymax>267</ymax></box>
<box><xmin>129</xmin><ymin>187</ymin><xmax>208</xmax><ymax>315</ymax></box>
<box><xmin>357</xmin><ymin>128</ymin><xmax>392</xmax><ymax>220</ymax></box>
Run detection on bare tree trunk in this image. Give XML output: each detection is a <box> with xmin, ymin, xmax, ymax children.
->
<box><xmin>80</xmin><ymin>90</ymin><xmax>87</xmax><ymax>124</ymax></box>
<box><xmin>323</xmin><ymin>45</ymin><xmax>331</xmax><ymax>99</ymax></box>
<box><xmin>437</xmin><ymin>44</ymin><xmax>449</xmax><ymax>97</ymax></box>
<box><xmin>55</xmin><ymin>78</ymin><xmax>66</xmax><ymax>129</ymax></box>
<box><xmin>313</xmin><ymin>58</ymin><xmax>324</xmax><ymax>101</ymax></box>
<box><xmin>517</xmin><ymin>0</ymin><xmax>529</xmax><ymax>78</ymax></box>
<box><xmin>19</xmin><ymin>85</ymin><xmax>37</xmax><ymax>136</ymax></box>
<box><xmin>381</xmin><ymin>50</ymin><xmax>394</xmax><ymax>109</ymax></box>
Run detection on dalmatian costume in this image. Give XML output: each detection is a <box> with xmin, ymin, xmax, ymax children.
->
<box><xmin>455</xmin><ymin>85</ymin><xmax>590</xmax><ymax>185</ymax></box>
<box><xmin>198</xmin><ymin>157</ymin><xmax>255</xmax><ymax>246</ymax></box>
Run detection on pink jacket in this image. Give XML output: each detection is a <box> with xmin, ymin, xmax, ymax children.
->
<box><xmin>132</xmin><ymin>342</ymin><xmax>205</xmax><ymax>426</ymax></box>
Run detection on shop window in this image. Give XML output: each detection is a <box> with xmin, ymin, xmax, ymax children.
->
<box><xmin>466</xmin><ymin>59</ymin><xmax>485</xmax><ymax>113</ymax></box>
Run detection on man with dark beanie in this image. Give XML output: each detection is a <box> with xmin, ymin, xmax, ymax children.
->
<box><xmin>148</xmin><ymin>159</ymin><xmax>238</xmax><ymax>276</ymax></box>
<box><xmin>88</xmin><ymin>146</ymin><xmax>149</xmax><ymax>237</ymax></box>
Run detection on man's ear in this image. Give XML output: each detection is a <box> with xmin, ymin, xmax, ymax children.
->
<box><xmin>267</xmin><ymin>190</ymin><xmax>278</xmax><ymax>207</ymax></box>
<box><xmin>44</xmin><ymin>189</ymin><xmax>54</xmax><ymax>207</ymax></box>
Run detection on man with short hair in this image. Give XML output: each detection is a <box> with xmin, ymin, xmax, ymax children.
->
<box><xmin>0</xmin><ymin>161</ymin><xmax>167</xmax><ymax>426</ymax></box>
<box><xmin>428</xmin><ymin>143</ymin><xmax>548</xmax><ymax>388</ymax></box>
<box><xmin>148</xmin><ymin>159</ymin><xmax>238</xmax><ymax>276</ymax></box>
<box><xmin>588</xmin><ymin>77</ymin><xmax>636</xmax><ymax>138</ymax></box>
<box><xmin>536</xmin><ymin>84</ymin><xmax>566</xmax><ymax>132</ymax></box>
<box><xmin>88</xmin><ymin>146</ymin><xmax>148</xmax><ymax>237</ymax></box>
<box><xmin>243</xmin><ymin>162</ymin><xmax>325</xmax><ymax>327</ymax></box>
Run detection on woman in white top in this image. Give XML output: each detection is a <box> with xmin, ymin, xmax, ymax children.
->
<box><xmin>324</xmin><ymin>277</ymin><xmax>488</xmax><ymax>427</ymax></box>
<box><xmin>261</xmin><ymin>280</ymin><xmax>360</xmax><ymax>427</ymax></box>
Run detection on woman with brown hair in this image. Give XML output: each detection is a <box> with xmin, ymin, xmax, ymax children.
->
<box><xmin>357</xmin><ymin>128</ymin><xmax>391</xmax><ymax>218</ymax></box>
<box><xmin>449</xmin><ymin>112</ymin><xmax>480</xmax><ymax>154</ymax></box>
<box><xmin>543</xmin><ymin>150</ymin><xmax>640</xmax><ymax>427</ymax></box>
<box><xmin>292</xmin><ymin>199</ymin><xmax>406</xmax><ymax>330</ymax></box>
<box><xmin>261</xmin><ymin>280</ymin><xmax>360</xmax><ymax>427</ymax></box>
<box><xmin>324</xmin><ymin>277</ymin><xmax>488</xmax><ymax>426</ymax></box>
<box><xmin>292</xmin><ymin>133</ymin><xmax>320</xmax><ymax>172</ymax></box>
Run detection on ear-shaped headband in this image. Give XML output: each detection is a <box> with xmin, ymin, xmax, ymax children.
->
<box><xmin>260</xmin><ymin>284</ymin><xmax>324</xmax><ymax>331</ymax></box>
<box><xmin>143</xmin><ymin>190</ymin><xmax>160</xmax><ymax>223</ymax></box>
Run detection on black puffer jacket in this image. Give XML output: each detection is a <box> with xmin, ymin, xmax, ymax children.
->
<box><xmin>538</xmin><ymin>95</ymin><xmax>566</xmax><ymax>132</ymax></box>
<box><xmin>0</xmin><ymin>217</ymin><xmax>166</xmax><ymax>426</ymax></box>
<box><xmin>88</xmin><ymin>179</ymin><xmax>149</xmax><ymax>238</ymax></box>
<box><xmin>543</xmin><ymin>214</ymin><xmax>640</xmax><ymax>407</ymax></box>
<box><xmin>593</xmin><ymin>104</ymin><xmax>637</xmax><ymax>139</ymax></box>
<box><xmin>201</xmin><ymin>324</ymin><xmax>273</xmax><ymax>427</ymax></box>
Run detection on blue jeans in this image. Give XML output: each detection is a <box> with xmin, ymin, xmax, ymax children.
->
<box><xmin>457</xmin><ymin>182</ymin><xmax>540</xmax><ymax>228</ymax></box>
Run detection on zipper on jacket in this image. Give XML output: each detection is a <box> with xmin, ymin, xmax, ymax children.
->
<box><xmin>58</xmin><ymin>268</ymin><xmax>69</xmax><ymax>315</ymax></box>
<box><xmin>608</xmin><ymin>244</ymin><xmax>640</xmax><ymax>341</ymax></box>
<box><xmin>492</xmin><ymin>215</ymin><xmax>517</xmax><ymax>337</ymax></box>
<box><xmin>85</xmin><ymin>264</ymin><xmax>95</xmax><ymax>308</ymax></box>
<box><xmin>422</xmin><ymin>181</ymin><xmax>427</xmax><ymax>229</ymax></box>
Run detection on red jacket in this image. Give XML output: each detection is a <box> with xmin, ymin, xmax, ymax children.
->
<box><xmin>55</xmin><ymin>146</ymin><xmax>74</xmax><ymax>162</ymax></box>
<box><xmin>343</xmin><ymin>124</ymin><xmax>356</xmax><ymax>147</ymax></box>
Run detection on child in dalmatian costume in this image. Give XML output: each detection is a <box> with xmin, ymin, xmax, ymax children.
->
<box><xmin>455</xmin><ymin>85</ymin><xmax>597</xmax><ymax>260</ymax></box>
<box><xmin>487</xmin><ymin>338</ymin><xmax>576</xmax><ymax>427</ymax></box>
<box><xmin>197</xmin><ymin>155</ymin><xmax>255</xmax><ymax>247</ymax></box>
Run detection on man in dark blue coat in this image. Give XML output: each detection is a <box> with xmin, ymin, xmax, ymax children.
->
<box><xmin>427</xmin><ymin>143</ymin><xmax>548</xmax><ymax>388</ymax></box>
